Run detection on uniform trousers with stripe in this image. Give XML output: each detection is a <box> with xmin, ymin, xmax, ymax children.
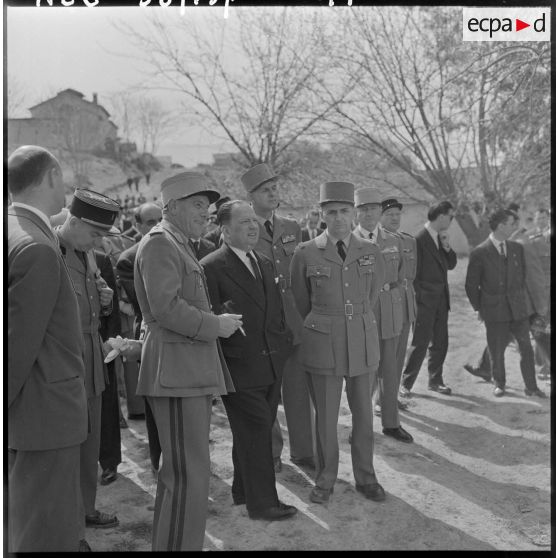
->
<box><xmin>8</xmin><ymin>445</ymin><xmax>81</xmax><ymax>552</ymax></box>
<box><xmin>147</xmin><ymin>395</ymin><xmax>212</xmax><ymax>552</ymax></box>
<box><xmin>306</xmin><ymin>371</ymin><xmax>378</xmax><ymax>491</ymax></box>
<box><xmin>99</xmin><ymin>361</ymin><xmax>122</xmax><ymax>471</ymax></box>
<box><xmin>221</xmin><ymin>379</ymin><xmax>282</xmax><ymax>513</ymax></box>
<box><xmin>271</xmin><ymin>346</ymin><xmax>314</xmax><ymax>461</ymax></box>
<box><xmin>373</xmin><ymin>335</ymin><xmax>402</xmax><ymax>429</ymax></box>
<box><xmin>79</xmin><ymin>393</ymin><xmax>103</xmax><ymax>538</ymax></box>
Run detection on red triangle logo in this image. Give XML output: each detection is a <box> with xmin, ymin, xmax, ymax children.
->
<box><xmin>516</xmin><ymin>19</ymin><xmax>530</xmax><ymax>31</ymax></box>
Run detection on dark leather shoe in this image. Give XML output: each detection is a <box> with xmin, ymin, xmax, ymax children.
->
<box><xmin>493</xmin><ymin>387</ymin><xmax>505</xmax><ymax>397</ymax></box>
<box><xmin>290</xmin><ymin>456</ymin><xmax>315</xmax><ymax>469</ymax></box>
<box><xmin>428</xmin><ymin>383</ymin><xmax>452</xmax><ymax>395</ymax></box>
<box><xmin>85</xmin><ymin>510</ymin><xmax>119</xmax><ymax>529</ymax></box>
<box><xmin>100</xmin><ymin>468</ymin><xmax>118</xmax><ymax>486</ymax></box>
<box><xmin>383</xmin><ymin>426</ymin><xmax>414</xmax><ymax>443</ymax></box>
<box><xmin>79</xmin><ymin>539</ymin><xmax>92</xmax><ymax>552</ymax></box>
<box><xmin>355</xmin><ymin>482</ymin><xmax>386</xmax><ymax>502</ymax></box>
<box><xmin>463</xmin><ymin>364</ymin><xmax>491</xmax><ymax>382</ymax></box>
<box><xmin>232</xmin><ymin>495</ymin><xmax>246</xmax><ymax>506</ymax></box>
<box><xmin>309</xmin><ymin>486</ymin><xmax>333</xmax><ymax>504</ymax></box>
<box><xmin>248</xmin><ymin>502</ymin><xmax>297</xmax><ymax>521</ymax></box>
<box><xmin>273</xmin><ymin>458</ymin><xmax>282</xmax><ymax>473</ymax></box>
<box><xmin>524</xmin><ymin>388</ymin><xmax>547</xmax><ymax>398</ymax></box>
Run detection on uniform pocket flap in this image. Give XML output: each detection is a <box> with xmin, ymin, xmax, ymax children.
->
<box><xmin>304</xmin><ymin>315</ymin><xmax>332</xmax><ymax>334</ymax></box>
<box><xmin>307</xmin><ymin>265</ymin><xmax>331</xmax><ymax>278</ymax></box>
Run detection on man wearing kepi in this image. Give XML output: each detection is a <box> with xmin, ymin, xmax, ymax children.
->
<box><xmin>380</xmin><ymin>198</ymin><xmax>418</xmax><ymax>415</ymax></box>
<box><xmin>56</xmin><ymin>188</ymin><xmax>121</xmax><ymax>544</ymax></box>
<box><xmin>201</xmin><ymin>200</ymin><xmax>297</xmax><ymax>521</ymax></box>
<box><xmin>353</xmin><ymin>188</ymin><xmax>413</xmax><ymax>444</ymax></box>
<box><xmin>8</xmin><ymin>145</ymin><xmax>88</xmax><ymax>552</ymax></box>
<box><xmin>241</xmin><ymin>163</ymin><xmax>314</xmax><ymax>472</ymax></box>
<box><xmin>290</xmin><ymin>181</ymin><xmax>386</xmax><ymax>505</ymax></box>
<box><xmin>134</xmin><ymin>171</ymin><xmax>240</xmax><ymax>551</ymax></box>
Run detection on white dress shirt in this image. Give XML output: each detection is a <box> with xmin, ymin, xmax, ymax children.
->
<box><xmin>229</xmin><ymin>245</ymin><xmax>260</xmax><ymax>278</ymax></box>
<box><xmin>424</xmin><ymin>221</ymin><xmax>439</xmax><ymax>249</ymax></box>
<box><xmin>488</xmin><ymin>233</ymin><xmax>507</xmax><ymax>257</ymax></box>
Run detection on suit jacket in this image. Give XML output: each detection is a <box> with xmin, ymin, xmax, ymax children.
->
<box><xmin>195</xmin><ymin>237</ymin><xmax>217</xmax><ymax>260</ymax></box>
<box><xmin>134</xmin><ymin>220</ymin><xmax>234</xmax><ymax>397</ymax></box>
<box><xmin>202</xmin><ymin>227</ymin><xmax>223</xmax><ymax>251</ymax></box>
<box><xmin>413</xmin><ymin>227</ymin><xmax>457</xmax><ymax>311</ymax></box>
<box><xmin>201</xmin><ymin>245</ymin><xmax>293</xmax><ymax>390</ymax></box>
<box><xmin>254</xmin><ymin>214</ymin><xmax>303</xmax><ymax>344</ymax></box>
<box><xmin>290</xmin><ymin>231</ymin><xmax>385</xmax><ymax>376</ymax></box>
<box><xmin>465</xmin><ymin>238</ymin><xmax>530</xmax><ymax>323</ymax></box>
<box><xmin>8</xmin><ymin>206</ymin><xmax>88</xmax><ymax>451</ymax></box>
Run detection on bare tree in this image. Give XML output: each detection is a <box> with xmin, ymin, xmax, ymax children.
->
<box><xmin>116</xmin><ymin>7</ymin><xmax>352</xmax><ymax>170</ymax></box>
<box><xmin>107</xmin><ymin>91</ymin><xmax>138</xmax><ymax>143</ymax></box>
<box><xmin>136</xmin><ymin>96</ymin><xmax>176</xmax><ymax>155</ymax></box>
<box><xmin>327</xmin><ymin>7</ymin><xmax>550</xmax><ymax>246</ymax></box>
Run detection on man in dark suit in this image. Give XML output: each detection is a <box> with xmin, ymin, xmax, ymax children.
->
<box><xmin>465</xmin><ymin>208</ymin><xmax>546</xmax><ymax>398</ymax></box>
<box><xmin>400</xmin><ymin>201</ymin><xmax>457</xmax><ymax>396</ymax></box>
<box><xmin>201</xmin><ymin>200</ymin><xmax>298</xmax><ymax>521</ymax></box>
<box><xmin>8</xmin><ymin>145</ymin><xmax>88</xmax><ymax>552</ymax></box>
<box><xmin>301</xmin><ymin>209</ymin><xmax>321</xmax><ymax>242</ymax></box>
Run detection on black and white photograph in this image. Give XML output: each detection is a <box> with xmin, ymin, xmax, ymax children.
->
<box><xmin>6</xmin><ymin>0</ymin><xmax>552</xmax><ymax>552</ymax></box>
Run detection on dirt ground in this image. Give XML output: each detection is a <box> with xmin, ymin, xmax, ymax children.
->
<box><xmin>87</xmin><ymin>259</ymin><xmax>552</xmax><ymax>551</ymax></box>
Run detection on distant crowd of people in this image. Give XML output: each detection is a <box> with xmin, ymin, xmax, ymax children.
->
<box><xmin>8</xmin><ymin>144</ymin><xmax>550</xmax><ymax>552</ymax></box>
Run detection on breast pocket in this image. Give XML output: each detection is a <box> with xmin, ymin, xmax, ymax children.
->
<box><xmin>382</xmin><ymin>252</ymin><xmax>400</xmax><ymax>279</ymax></box>
<box><xmin>357</xmin><ymin>264</ymin><xmax>374</xmax><ymax>291</ymax></box>
<box><xmin>306</xmin><ymin>265</ymin><xmax>331</xmax><ymax>289</ymax></box>
<box><xmin>282</xmin><ymin>241</ymin><xmax>297</xmax><ymax>256</ymax></box>
<box><xmin>404</xmin><ymin>249</ymin><xmax>416</xmax><ymax>278</ymax></box>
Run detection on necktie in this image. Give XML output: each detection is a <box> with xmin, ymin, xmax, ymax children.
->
<box><xmin>264</xmin><ymin>220</ymin><xmax>273</xmax><ymax>238</ymax></box>
<box><xmin>189</xmin><ymin>239</ymin><xmax>199</xmax><ymax>259</ymax></box>
<box><xmin>499</xmin><ymin>242</ymin><xmax>506</xmax><ymax>258</ymax></box>
<box><xmin>336</xmin><ymin>240</ymin><xmax>346</xmax><ymax>261</ymax></box>
<box><xmin>247</xmin><ymin>251</ymin><xmax>263</xmax><ymax>283</ymax></box>
<box><xmin>369</xmin><ymin>231</ymin><xmax>375</xmax><ymax>243</ymax></box>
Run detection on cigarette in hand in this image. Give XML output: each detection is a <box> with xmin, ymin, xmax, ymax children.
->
<box><xmin>238</xmin><ymin>325</ymin><xmax>246</xmax><ymax>336</ymax></box>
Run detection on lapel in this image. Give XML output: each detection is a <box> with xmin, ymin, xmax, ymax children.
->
<box><xmin>344</xmin><ymin>233</ymin><xmax>366</xmax><ymax>266</ymax></box>
<box><xmin>222</xmin><ymin>245</ymin><xmax>266</xmax><ymax>311</ymax></box>
<box><xmin>315</xmin><ymin>230</ymin><xmax>344</xmax><ymax>265</ymax></box>
<box><xmin>421</xmin><ymin>228</ymin><xmax>444</xmax><ymax>270</ymax></box>
<box><xmin>161</xmin><ymin>220</ymin><xmax>201</xmax><ymax>269</ymax></box>
<box><xmin>272</xmin><ymin>214</ymin><xmax>285</xmax><ymax>244</ymax></box>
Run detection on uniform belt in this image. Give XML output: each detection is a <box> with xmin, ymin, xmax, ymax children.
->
<box><xmin>381</xmin><ymin>281</ymin><xmax>400</xmax><ymax>292</ymax></box>
<box><xmin>312</xmin><ymin>302</ymin><xmax>370</xmax><ymax>316</ymax></box>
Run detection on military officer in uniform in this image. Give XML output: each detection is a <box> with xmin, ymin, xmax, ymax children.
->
<box><xmin>134</xmin><ymin>171</ymin><xmax>240</xmax><ymax>551</ymax></box>
<box><xmin>380</xmin><ymin>198</ymin><xmax>418</xmax><ymax>409</ymax></box>
<box><xmin>242</xmin><ymin>163</ymin><xmax>314</xmax><ymax>472</ymax></box>
<box><xmin>290</xmin><ymin>181</ymin><xmax>386</xmax><ymax>505</ymax></box>
<box><xmin>353</xmin><ymin>189</ymin><xmax>413</xmax><ymax>444</ymax></box>
<box><xmin>56</xmin><ymin>189</ymin><xmax>122</xmax><ymax>545</ymax></box>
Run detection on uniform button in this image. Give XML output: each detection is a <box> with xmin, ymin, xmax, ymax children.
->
<box><xmin>348</xmin><ymin>316</ymin><xmax>352</xmax><ymax>321</ymax></box>
<box><xmin>92</xmin><ymin>312</ymin><xmax>96</xmax><ymax>317</ymax></box>
<box><xmin>346</xmin><ymin>300</ymin><xmax>350</xmax><ymax>303</ymax></box>
<box><xmin>311</xmin><ymin>324</ymin><xmax>315</xmax><ymax>328</ymax></box>
<box><xmin>276</xmin><ymin>260</ymin><xmax>280</xmax><ymax>264</ymax></box>
<box><xmin>90</xmin><ymin>295</ymin><xmax>93</xmax><ymax>299</ymax></box>
<box><xmin>344</xmin><ymin>267</ymin><xmax>349</xmax><ymax>271</ymax></box>
<box><xmin>87</xmin><ymin>278</ymin><xmax>91</xmax><ymax>282</ymax></box>
<box><xmin>274</xmin><ymin>246</ymin><xmax>277</xmax><ymax>250</ymax></box>
<box><xmin>345</xmin><ymin>283</ymin><xmax>349</xmax><ymax>287</ymax></box>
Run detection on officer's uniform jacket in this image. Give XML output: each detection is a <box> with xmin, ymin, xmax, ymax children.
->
<box><xmin>290</xmin><ymin>231</ymin><xmax>385</xmax><ymax>376</ymax></box>
<box><xmin>397</xmin><ymin>231</ymin><xmax>418</xmax><ymax>324</ymax></box>
<box><xmin>134</xmin><ymin>220</ymin><xmax>234</xmax><ymax>398</ymax></box>
<box><xmin>254</xmin><ymin>213</ymin><xmax>303</xmax><ymax>345</ymax></box>
<box><xmin>354</xmin><ymin>225</ymin><xmax>404</xmax><ymax>339</ymax></box>
<box><xmin>57</xmin><ymin>232</ymin><xmax>108</xmax><ymax>398</ymax></box>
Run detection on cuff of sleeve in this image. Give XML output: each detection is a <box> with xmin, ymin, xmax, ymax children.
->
<box><xmin>192</xmin><ymin>311</ymin><xmax>220</xmax><ymax>342</ymax></box>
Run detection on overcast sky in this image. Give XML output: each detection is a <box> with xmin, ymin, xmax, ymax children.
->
<box><xmin>6</xmin><ymin>5</ymin><xmax>241</xmax><ymax>166</ymax></box>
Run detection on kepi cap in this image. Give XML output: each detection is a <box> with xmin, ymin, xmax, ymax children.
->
<box><xmin>161</xmin><ymin>171</ymin><xmax>220</xmax><ymax>206</ymax></box>
<box><xmin>241</xmin><ymin>163</ymin><xmax>278</xmax><ymax>193</ymax></box>
<box><xmin>355</xmin><ymin>187</ymin><xmax>382</xmax><ymax>208</ymax></box>
<box><xmin>319</xmin><ymin>181</ymin><xmax>355</xmax><ymax>205</ymax></box>
<box><xmin>381</xmin><ymin>197</ymin><xmax>403</xmax><ymax>213</ymax></box>
<box><xmin>69</xmin><ymin>188</ymin><xmax>121</xmax><ymax>235</ymax></box>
